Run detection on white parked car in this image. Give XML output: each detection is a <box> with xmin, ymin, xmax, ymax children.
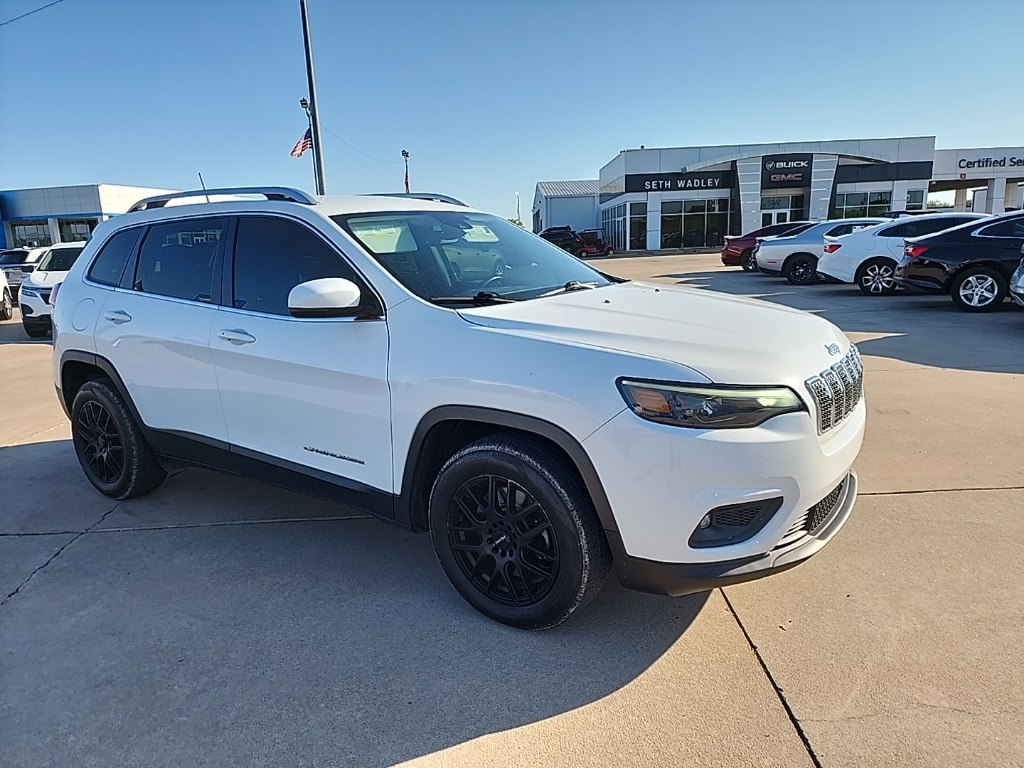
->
<box><xmin>18</xmin><ymin>242</ymin><xmax>86</xmax><ymax>337</ymax></box>
<box><xmin>818</xmin><ymin>212</ymin><xmax>988</xmax><ymax>295</ymax></box>
<box><xmin>1</xmin><ymin>246</ymin><xmax>49</xmax><ymax>298</ymax></box>
<box><xmin>1011</xmin><ymin>249</ymin><xmax>1024</xmax><ymax>308</ymax></box>
<box><xmin>0</xmin><ymin>266</ymin><xmax>12</xmax><ymax>320</ymax></box>
<box><xmin>755</xmin><ymin>218</ymin><xmax>889</xmax><ymax>285</ymax></box>
<box><xmin>52</xmin><ymin>187</ymin><xmax>865</xmax><ymax>629</ymax></box>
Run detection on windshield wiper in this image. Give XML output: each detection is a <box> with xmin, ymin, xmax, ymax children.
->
<box><xmin>538</xmin><ymin>280</ymin><xmax>599</xmax><ymax>298</ymax></box>
<box><xmin>429</xmin><ymin>291</ymin><xmax>518</xmax><ymax>306</ymax></box>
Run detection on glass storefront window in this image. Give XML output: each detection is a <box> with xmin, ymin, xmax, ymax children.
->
<box><xmin>58</xmin><ymin>219</ymin><xmax>98</xmax><ymax>242</ymax></box>
<box><xmin>629</xmin><ymin>216</ymin><xmax>647</xmax><ymax>250</ymax></box>
<box><xmin>906</xmin><ymin>190</ymin><xmax>925</xmax><ymax>210</ymax></box>
<box><xmin>630</xmin><ymin>202</ymin><xmax>647</xmax><ymax>215</ymax></box>
<box><xmin>11</xmin><ymin>221</ymin><xmax>52</xmax><ymax>248</ymax></box>
<box><xmin>834</xmin><ymin>191</ymin><xmax>892</xmax><ymax>219</ymax></box>
<box><xmin>661</xmin><ymin>214</ymin><xmax>682</xmax><ymax>249</ymax></box>
<box><xmin>662</xmin><ymin>201</ymin><xmax>682</xmax><ymax>214</ymax></box>
<box><xmin>684</xmin><ymin>200</ymin><xmax>706</xmax><ymax>213</ymax></box>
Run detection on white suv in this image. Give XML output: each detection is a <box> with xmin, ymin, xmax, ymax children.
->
<box><xmin>19</xmin><ymin>242</ymin><xmax>87</xmax><ymax>337</ymax></box>
<box><xmin>818</xmin><ymin>212</ymin><xmax>987</xmax><ymax>295</ymax></box>
<box><xmin>52</xmin><ymin>187</ymin><xmax>865</xmax><ymax>629</ymax></box>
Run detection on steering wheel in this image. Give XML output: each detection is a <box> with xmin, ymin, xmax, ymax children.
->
<box><xmin>480</xmin><ymin>274</ymin><xmax>506</xmax><ymax>290</ymax></box>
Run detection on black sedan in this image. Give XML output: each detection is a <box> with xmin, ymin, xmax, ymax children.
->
<box><xmin>896</xmin><ymin>211</ymin><xmax>1024</xmax><ymax>312</ymax></box>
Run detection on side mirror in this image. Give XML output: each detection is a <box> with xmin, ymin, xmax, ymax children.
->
<box><xmin>288</xmin><ymin>277</ymin><xmax>365</xmax><ymax>318</ymax></box>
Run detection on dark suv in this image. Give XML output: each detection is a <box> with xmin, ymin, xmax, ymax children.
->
<box><xmin>539</xmin><ymin>226</ymin><xmax>583</xmax><ymax>255</ymax></box>
<box><xmin>896</xmin><ymin>211</ymin><xmax>1024</xmax><ymax>312</ymax></box>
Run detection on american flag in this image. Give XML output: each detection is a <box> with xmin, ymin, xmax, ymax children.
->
<box><xmin>290</xmin><ymin>129</ymin><xmax>313</xmax><ymax>158</ymax></box>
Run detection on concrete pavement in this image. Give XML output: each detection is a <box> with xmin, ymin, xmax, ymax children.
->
<box><xmin>1</xmin><ymin>256</ymin><xmax>1022</xmax><ymax>766</ymax></box>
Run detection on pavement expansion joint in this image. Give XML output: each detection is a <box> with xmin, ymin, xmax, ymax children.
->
<box><xmin>1</xmin><ymin>500</ymin><xmax>122</xmax><ymax>607</ymax></box>
<box><xmin>860</xmin><ymin>485</ymin><xmax>1024</xmax><ymax>497</ymax></box>
<box><xmin>720</xmin><ymin>587</ymin><xmax>825</xmax><ymax>768</ymax></box>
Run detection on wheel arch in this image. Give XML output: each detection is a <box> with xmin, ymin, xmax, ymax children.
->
<box><xmin>783</xmin><ymin>251</ymin><xmax>818</xmax><ymax>268</ymax></box>
<box><xmin>949</xmin><ymin>259</ymin><xmax>1012</xmax><ymax>282</ymax></box>
<box><xmin>58</xmin><ymin>351</ymin><xmax>144</xmax><ymax>427</ymax></box>
<box><xmin>398</xmin><ymin>406</ymin><xmax>618</xmax><ymax>537</ymax></box>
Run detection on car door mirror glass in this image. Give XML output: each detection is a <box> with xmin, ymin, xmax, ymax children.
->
<box><xmin>288</xmin><ymin>277</ymin><xmax>363</xmax><ymax>318</ymax></box>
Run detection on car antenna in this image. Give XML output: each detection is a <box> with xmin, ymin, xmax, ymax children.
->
<box><xmin>197</xmin><ymin>172</ymin><xmax>210</xmax><ymax>203</ymax></box>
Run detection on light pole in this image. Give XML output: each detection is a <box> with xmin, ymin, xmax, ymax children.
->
<box><xmin>402</xmin><ymin>149</ymin><xmax>410</xmax><ymax>193</ymax></box>
<box><xmin>299</xmin><ymin>0</ymin><xmax>326</xmax><ymax>194</ymax></box>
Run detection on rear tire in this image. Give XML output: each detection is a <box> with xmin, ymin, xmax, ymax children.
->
<box><xmin>740</xmin><ymin>250</ymin><xmax>758</xmax><ymax>272</ymax></box>
<box><xmin>950</xmin><ymin>266</ymin><xmax>1007</xmax><ymax>313</ymax></box>
<box><xmin>855</xmin><ymin>257</ymin><xmax>898</xmax><ymax>296</ymax></box>
<box><xmin>71</xmin><ymin>379</ymin><xmax>167</xmax><ymax>499</ymax></box>
<box><xmin>783</xmin><ymin>254</ymin><xmax>818</xmax><ymax>285</ymax></box>
<box><xmin>0</xmin><ymin>289</ymin><xmax>12</xmax><ymax>320</ymax></box>
<box><xmin>428</xmin><ymin>434</ymin><xmax>611</xmax><ymax>630</ymax></box>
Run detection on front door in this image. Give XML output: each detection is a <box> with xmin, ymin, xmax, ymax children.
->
<box><xmin>210</xmin><ymin>214</ymin><xmax>393</xmax><ymax>496</ymax></box>
<box><xmin>761</xmin><ymin>210</ymin><xmax>789</xmax><ymax>227</ymax></box>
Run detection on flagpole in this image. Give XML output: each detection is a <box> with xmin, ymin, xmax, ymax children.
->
<box><xmin>401</xmin><ymin>150</ymin><xmax>410</xmax><ymax>193</ymax></box>
<box><xmin>299</xmin><ymin>0</ymin><xmax>326</xmax><ymax>195</ymax></box>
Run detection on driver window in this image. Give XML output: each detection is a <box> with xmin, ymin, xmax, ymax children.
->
<box><xmin>233</xmin><ymin>216</ymin><xmax>357</xmax><ymax>315</ymax></box>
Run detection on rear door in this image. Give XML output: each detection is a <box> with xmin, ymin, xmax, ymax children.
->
<box><xmin>209</xmin><ymin>214</ymin><xmax>392</xmax><ymax>496</ymax></box>
<box><xmin>973</xmin><ymin>217</ymin><xmax>1024</xmax><ymax>270</ymax></box>
<box><xmin>92</xmin><ymin>216</ymin><xmax>228</xmax><ymax>443</ymax></box>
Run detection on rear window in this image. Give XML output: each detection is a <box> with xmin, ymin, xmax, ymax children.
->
<box><xmin>0</xmin><ymin>250</ymin><xmax>30</xmax><ymax>265</ymax></box>
<box><xmin>37</xmin><ymin>246</ymin><xmax>85</xmax><ymax>272</ymax></box>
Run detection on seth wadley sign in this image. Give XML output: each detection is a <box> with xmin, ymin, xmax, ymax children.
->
<box><xmin>624</xmin><ymin>170</ymin><xmax>734</xmax><ymax>193</ymax></box>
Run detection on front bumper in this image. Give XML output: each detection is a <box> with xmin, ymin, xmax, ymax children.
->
<box><xmin>613</xmin><ymin>471</ymin><xmax>857</xmax><ymax>596</ymax></box>
<box><xmin>18</xmin><ymin>292</ymin><xmax>52</xmax><ymax>321</ymax></box>
<box><xmin>1011</xmin><ymin>289</ymin><xmax>1024</xmax><ymax>307</ymax></box>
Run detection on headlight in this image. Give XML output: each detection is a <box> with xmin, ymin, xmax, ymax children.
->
<box><xmin>618</xmin><ymin>379</ymin><xmax>805</xmax><ymax>429</ymax></box>
<box><xmin>19</xmin><ymin>287</ymin><xmax>39</xmax><ymax>299</ymax></box>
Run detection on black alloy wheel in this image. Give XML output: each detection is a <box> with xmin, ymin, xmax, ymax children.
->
<box><xmin>784</xmin><ymin>254</ymin><xmax>817</xmax><ymax>285</ymax></box>
<box><xmin>447</xmin><ymin>475</ymin><xmax>559</xmax><ymax>607</ymax></box>
<box><xmin>71</xmin><ymin>379</ymin><xmax>167</xmax><ymax>499</ymax></box>
<box><xmin>855</xmin><ymin>258</ymin><xmax>898</xmax><ymax>296</ymax></box>
<box><xmin>740</xmin><ymin>249</ymin><xmax>758</xmax><ymax>272</ymax></box>
<box><xmin>429</xmin><ymin>435</ymin><xmax>610</xmax><ymax>630</ymax></box>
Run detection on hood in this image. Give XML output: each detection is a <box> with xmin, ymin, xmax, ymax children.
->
<box><xmin>24</xmin><ymin>269</ymin><xmax>67</xmax><ymax>288</ymax></box>
<box><xmin>458</xmin><ymin>282</ymin><xmax>849</xmax><ymax>385</ymax></box>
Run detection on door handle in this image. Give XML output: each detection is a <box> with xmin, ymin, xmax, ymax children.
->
<box><xmin>103</xmin><ymin>310</ymin><xmax>132</xmax><ymax>324</ymax></box>
<box><xmin>217</xmin><ymin>328</ymin><xmax>257</xmax><ymax>345</ymax></box>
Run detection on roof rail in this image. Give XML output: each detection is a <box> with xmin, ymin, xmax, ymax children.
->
<box><xmin>364</xmin><ymin>192</ymin><xmax>467</xmax><ymax>207</ymax></box>
<box><xmin>127</xmin><ymin>186</ymin><xmax>318</xmax><ymax>213</ymax></box>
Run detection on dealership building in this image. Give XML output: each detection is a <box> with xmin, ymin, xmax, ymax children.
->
<box><xmin>533</xmin><ymin>136</ymin><xmax>1024</xmax><ymax>252</ymax></box>
<box><xmin>0</xmin><ymin>184</ymin><xmax>175</xmax><ymax>249</ymax></box>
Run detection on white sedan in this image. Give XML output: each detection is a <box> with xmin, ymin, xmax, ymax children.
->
<box><xmin>817</xmin><ymin>212</ymin><xmax>987</xmax><ymax>295</ymax></box>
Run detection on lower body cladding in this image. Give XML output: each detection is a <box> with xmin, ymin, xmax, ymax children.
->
<box><xmin>585</xmin><ymin>404</ymin><xmax>865</xmax><ymax>596</ymax></box>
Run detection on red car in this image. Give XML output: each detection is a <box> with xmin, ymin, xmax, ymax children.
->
<box><xmin>721</xmin><ymin>221</ymin><xmax>814</xmax><ymax>271</ymax></box>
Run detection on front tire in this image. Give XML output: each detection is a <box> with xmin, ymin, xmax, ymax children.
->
<box><xmin>783</xmin><ymin>254</ymin><xmax>818</xmax><ymax>285</ymax></box>
<box><xmin>71</xmin><ymin>379</ymin><xmax>167</xmax><ymax>499</ymax></box>
<box><xmin>740</xmin><ymin>249</ymin><xmax>758</xmax><ymax>272</ymax></box>
<box><xmin>0</xmin><ymin>289</ymin><xmax>12</xmax><ymax>320</ymax></box>
<box><xmin>855</xmin><ymin>257</ymin><xmax>898</xmax><ymax>296</ymax></box>
<box><xmin>950</xmin><ymin>266</ymin><xmax>1007</xmax><ymax>313</ymax></box>
<box><xmin>428</xmin><ymin>435</ymin><xmax>611</xmax><ymax>630</ymax></box>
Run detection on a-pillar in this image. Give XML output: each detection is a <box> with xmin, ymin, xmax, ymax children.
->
<box><xmin>953</xmin><ymin>188</ymin><xmax>968</xmax><ymax>211</ymax></box>
<box><xmin>985</xmin><ymin>178</ymin><xmax>1006</xmax><ymax>214</ymax></box>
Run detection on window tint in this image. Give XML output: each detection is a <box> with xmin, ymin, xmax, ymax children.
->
<box><xmin>880</xmin><ymin>222</ymin><xmax>917</xmax><ymax>238</ymax></box>
<box><xmin>87</xmin><ymin>228</ymin><xmax>142</xmax><ymax>286</ymax></box>
<box><xmin>0</xmin><ymin>250</ymin><xmax>30</xmax><ymax>265</ymax></box>
<box><xmin>134</xmin><ymin>218</ymin><xmax>225</xmax><ymax>302</ymax></box>
<box><xmin>233</xmin><ymin>216</ymin><xmax>356</xmax><ymax>315</ymax></box>
<box><xmin>978</xmin><ymin>218</ymin><xmax>1024</xmax><ymax>238</ymax></box>
<box><xmin>826</xmin><ymin>224</ymin><xmax>853</xmax><ymax>237</ymax></box>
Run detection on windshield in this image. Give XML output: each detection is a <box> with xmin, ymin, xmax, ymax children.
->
<box><xmin>37</xmin><ymin>246</ymin><xmax>85</xmax><ymax>273</ymax></box>
<box><xmin>333</xmin><ymin>211</ymin><xmax>613</xmax><ymax>302</ymax></box>
<box><xmin>0</xmin><ymin>250</ymin><xmax>30</xmax><ymax>265</ymax></box>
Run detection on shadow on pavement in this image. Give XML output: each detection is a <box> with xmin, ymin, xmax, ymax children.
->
<box><xmin>652</xmin><ymin>269</ymin><xmax>1024</xmax><ymax>374</ymax></box>
<box><xmin>1</xmin><ymin>440</ymin><xmax>706</xmax><ymax>767</ymax></box>
<box><xmin>0</xmin><ymin>312</ymin><xmax>49</xmax><ymax>346</ymax></box>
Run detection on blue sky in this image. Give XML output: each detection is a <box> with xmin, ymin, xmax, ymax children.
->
<box><xmin>1</xmin><ymin>0</ymin><xmax>1020</xmax><ymax>218</ymax></box>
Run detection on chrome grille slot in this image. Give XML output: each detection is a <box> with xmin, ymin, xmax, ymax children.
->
<box><xmin>805</xmin><ymin>344</ymin><xmax>864</xmax><ymax>434</ymax></box>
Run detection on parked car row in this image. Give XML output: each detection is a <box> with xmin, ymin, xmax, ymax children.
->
<box><xmin>0</xmin><ymin>242</ymin><xmax>87</xmax><ymax>337</ymax></box>
<box><xmin>538</xmin><ymin>225</ymin><xmax>614</xmax><ymax>258</ymax></box>
<box><xmin>725</xmin><ymin>209</ymin><xmax>1024</xmax><ymax>313</ymax></box>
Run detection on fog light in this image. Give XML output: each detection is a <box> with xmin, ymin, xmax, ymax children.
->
<box><xmin>698</xmin><ymin>514</ymin><xmax>711</xmax><ymax>529</ymax></box>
